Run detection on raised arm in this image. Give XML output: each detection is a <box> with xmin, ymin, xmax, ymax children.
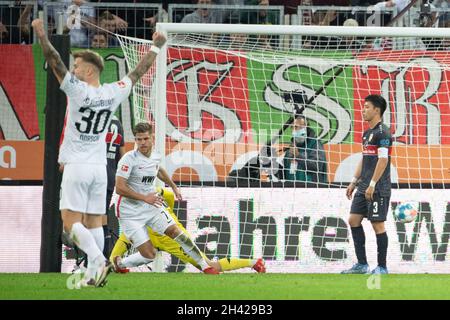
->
<box><xmin>31</xmin><ymin>19</ymin><xmax>68</xmax><ymax>84</ymax></box>
<box><xmin>127</xmin><ymin>32</ymin><xmax>167</xmax><ymax>86</ymax></box>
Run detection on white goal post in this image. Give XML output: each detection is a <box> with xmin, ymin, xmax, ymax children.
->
<box><xmin>116</xmin><ymin>23</ymin><xmax>450</xmax><ymax>273</ymax></box>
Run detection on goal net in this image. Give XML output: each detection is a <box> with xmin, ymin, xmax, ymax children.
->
<box><xmin>117</xmin><ymin>24</ymin><xmax>450</xmax><ymax>273</ymax></box>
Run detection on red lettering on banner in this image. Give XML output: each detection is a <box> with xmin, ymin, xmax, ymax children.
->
<box><xmin>166</xmin><ymin>48</ymin><xmax>251</xmax><ymax>143</ymax></box>
<box><xmin>0</xmin><ymin>45</ymin><xmax>40</xmax><ymax>140</ymax></box>
<box><xmin>354</xmin><ymin>51</ymin><xmax>450</xmax><ymax>145</ymax></box>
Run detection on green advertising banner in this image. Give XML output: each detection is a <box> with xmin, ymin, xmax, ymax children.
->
<box><xmin>1</xmin><ymin>45</ymin><xmax>357</xmax><ymax>145</ymax></box>
<box><xmin>247</xmin><ymin>51</ymin><xmax>354</xmax><ymax>145</ymax></box>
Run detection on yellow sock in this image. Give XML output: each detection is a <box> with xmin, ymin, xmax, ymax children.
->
<box><xmin>109</xmin><ymin>233</ymin><xmax>131</xmax><ymax>262</ymax></box>
<box><xmin>218</xmin><ymin>258</ymin><xmax>254</xmax><ymax>271</ymax></box>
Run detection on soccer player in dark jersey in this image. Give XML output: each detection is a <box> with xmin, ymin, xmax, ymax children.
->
<box><xmin>103</xmin><ymin>115</ymin><xmax>125</xmax><ymax>257</ymax></box>
<box><xmin>342</xmin><ymin>95</ymin><xmax>392</xmax><ymax>275</ymax></box>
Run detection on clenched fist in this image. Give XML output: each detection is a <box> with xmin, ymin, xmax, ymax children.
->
<box><xmin>152</xmin><ymin>31</ymin><xmax>166</xmax><ymax>48</ymax></box>
<box><xmin>31</xmin><ymin>19</ymin><xmax>46</xmax><ymax>38</ymax></box>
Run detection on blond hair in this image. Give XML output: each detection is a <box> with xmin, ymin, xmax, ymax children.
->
<box><xmin>73</xmin><ymin>50</ymin><xmax>104</xmax><ymax>73</ymax></box>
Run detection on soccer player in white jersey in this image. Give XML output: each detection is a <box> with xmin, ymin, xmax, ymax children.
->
<box><xmin>32</xmin><ymin>18</ymin><xmax>167</xmax><ymax>287</ymax></box>
<box><xmin>114</xmin><ymin>123</ymin><xmax>219</xmax><ymax>275</ymax></box>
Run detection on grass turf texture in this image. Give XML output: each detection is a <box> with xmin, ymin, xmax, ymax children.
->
<box><xmin>1</xmin><ymin>273</ymin><xmax>450</xmax><ymax>300</ymax></box>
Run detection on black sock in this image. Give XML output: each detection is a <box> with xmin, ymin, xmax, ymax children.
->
<box><xmin>351</xmin><ymin>226</ymin><xmax>367</xmax><ymax>265</ymax></box>
<box><xmin>376</xmin><ymin>232</ymin><xmax>388</xmax><ymax>268</ymax></box>
<box><xmin>103</xmin><ymin>225</ymin><xmax>111</xmax><ymax>259</ymax></box>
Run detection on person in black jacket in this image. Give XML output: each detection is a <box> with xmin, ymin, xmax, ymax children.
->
<box><xmin>276</xmin><ymin>116</ymin><xmax>328</xmax><ymax>184</ymax></box>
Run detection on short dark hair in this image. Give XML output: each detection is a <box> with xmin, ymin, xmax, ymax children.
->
<box><xmin>73</xmin><ymin>50</ymin><xmax>104</xmax><ymax>73</ymax></box>
<box><xmin>294</xmin><ymin>115</ymin><xmax>307</xmax><ymax>125</ymax></box>
<box><xmin>99</xmin><ymin>11</ymin><xmax>115</xmax><ymax>21</ymax></box>
<box><xmin>132</xmin><ymin>122</ymin><xmax>153</xmax><ymax>136</ymax></box>
<box><xmin>365</xmin><ymin>94</ymin><xmax>387</xmax><ymax>117</ymax></box>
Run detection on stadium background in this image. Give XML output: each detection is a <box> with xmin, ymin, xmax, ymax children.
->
<box><xmin>1</xmin><ymin>1</ymin><xmax>450</xmax><ymax>279</ymax></box>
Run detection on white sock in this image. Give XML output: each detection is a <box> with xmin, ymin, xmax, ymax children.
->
<box><xmin>70</xmin><ymin>223</ymin><xmax>105</xmax><ymax>271</ymax></box>
<box><xmin>85</xmin><ymin>263</ymin><xmax>97</xmax><ymax>280</ymax></box>
<box><xmin>88</xmin><ymin>227</ymin><xmax>104</xmax><ymax>253</ymax></box>
<box><xmin>173</xmin><ymin>232</ymin><xmax>209</xmax><ymax>270</ymax></box>
<box><xmin>121</xmin><ymin>252</ymin><xmax>153</xmax><ymax>268</ymax></box>
<box><xmin>82</xmin><ymin>227</ymin><xmax>104</xmax><ymax>280</ymax></box>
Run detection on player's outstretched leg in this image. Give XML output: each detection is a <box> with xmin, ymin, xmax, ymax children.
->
<box><xmin>169</xmin><ymin>228</ymin><xmax>219</xmax><ymax>275</ymax></box>
<box><xmin>217</xmin><ymin>258</ymin><xmax>266</xmax><ymax>273</ymax></box>
<box><xmin>114</xmin><ymin>252</ymin><xmax>153</xmax><ymax>270</ymax></box>
<box><xmin>112</xmin><ymin>240</ymin><xmax>156</xmax><ymax>272</ymax></box>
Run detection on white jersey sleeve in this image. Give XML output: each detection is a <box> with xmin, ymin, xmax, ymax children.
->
<box><xmin>110</xmin><ymin>76</ymin><xmax>133</xmax><ymax>105</ymax></box>
<box><xmin>60</xmin><ymin>73</ymin><xmax>86</xmax><ymax>103</ymax></box>
<box><xmin>116</xmin><ymin>152</ymin><xmax>134</xmax><ymax>180</ymax></box>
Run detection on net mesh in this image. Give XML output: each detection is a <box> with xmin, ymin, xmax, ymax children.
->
<box><xmin>116</xmin><ymin>27</ymin><xmax>450</xmax><ymax>273</ymax></box>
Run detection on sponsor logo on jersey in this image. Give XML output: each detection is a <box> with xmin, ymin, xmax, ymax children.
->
<box><xmin>86</xmin><ymin>98</ymin><xmax>114</xmax><ymax>109</ymax></box>
<box><xmin>379</xmin><ymin>138</ymin><xmax>390</xmax><ymax>147</ymax></box>
<box><xmin>121</xmin><ymin>165</ymin><xmax>129</xmax><ymax>172</ymax></box>
<box><xmin>84</xmin><ymin>97</ymin><xmax>91</xmax><ymax>105</ymax></box>
<box><xmin>117</xmin><ymin>81</ymin><xmax>126</xmax><ymax>88</ymax></box>
<box><xmin>363</xmin><ymin>145</ymin><xmax>378</xmax><ymax>155</ymax></box>
<box><xmin>142</xmin><ymin>176</ymin><xmax>155</xmax><ymax>183</ymax></box>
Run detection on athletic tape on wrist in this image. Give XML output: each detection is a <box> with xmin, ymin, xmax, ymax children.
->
<box><xmin>150</xmin><ymin>45</ymin><xmax>160</xmax><ymax>54</ymax></box>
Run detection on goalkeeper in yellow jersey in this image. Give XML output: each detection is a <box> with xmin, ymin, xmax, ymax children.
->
<box><xmin>110</xmin><ymin>188</ymin><xmax>266</xmax><ymax>274</ymax></box>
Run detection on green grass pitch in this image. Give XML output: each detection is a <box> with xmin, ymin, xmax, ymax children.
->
<box><xmin>1</xmin><ymin>273</ymin><xmax>450</xmax><ymax>300</ymax></box>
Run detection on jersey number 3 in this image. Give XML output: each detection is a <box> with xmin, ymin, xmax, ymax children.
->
<box><xmin>76</xmin><ymin>107</ymin><xmax>112</xmax><ymax>134</ymax></box>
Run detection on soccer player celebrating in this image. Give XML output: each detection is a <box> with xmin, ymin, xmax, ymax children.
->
<box><xmin>114</xmin><ymin>123</ymin><xmax>220</xmax><ymax>275</ymax></box>
<box><xmin>342</xmin><ymin>95</ymin><xmax>392</xmax><ymax>275</ymax></box>
<box><xmin>110</xmin><ymin>188</ymin><xmax>266</xmax><ymax>274</ymax></box>
<box><xmin>32</xmin><ymin>18</ymin><xmax>167</xmax><ymax>287</ymax></box>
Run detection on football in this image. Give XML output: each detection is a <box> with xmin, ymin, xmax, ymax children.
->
<box><xmin>394</xmin><ymin>202</ymin><xmax>419</xmax><ymax>223</ymax></box>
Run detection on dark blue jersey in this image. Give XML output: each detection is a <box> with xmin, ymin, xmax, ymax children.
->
<box><xmin>358</xmin><ymin>122</ymin><xmax>392</xmax><ymax>196</ymax></box>
<box><xmin>106</xmin><ymin>116</ymin><xmax>124</xmax><ymax>192</ymax></box>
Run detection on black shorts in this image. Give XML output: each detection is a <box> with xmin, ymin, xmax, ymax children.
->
<box><xmin>350</xmin><ymin>191</ymin><xmax>390</xmax><ymax>222</ymax></box>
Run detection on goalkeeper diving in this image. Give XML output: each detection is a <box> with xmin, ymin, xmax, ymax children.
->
<box><xmin>110</xmin><ymin>187</ymin><xmax>265</xmax><ymax>274</ymax></box>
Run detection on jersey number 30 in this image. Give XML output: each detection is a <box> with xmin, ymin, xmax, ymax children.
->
<box><xmin>76</xmin><ymin>107</ymin><xmax>112</xmax><ymax>134</ymax></box>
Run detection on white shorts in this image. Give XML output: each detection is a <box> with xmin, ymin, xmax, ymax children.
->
<box><xmin>119</xmin><ymin>206</ymin><xmax>176</xmax><ymax>247</ymax></box>
<box><xmin>60</xmin><ymin>163</ymin><xmax>107</xmax><ymax>214</ymax></box>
